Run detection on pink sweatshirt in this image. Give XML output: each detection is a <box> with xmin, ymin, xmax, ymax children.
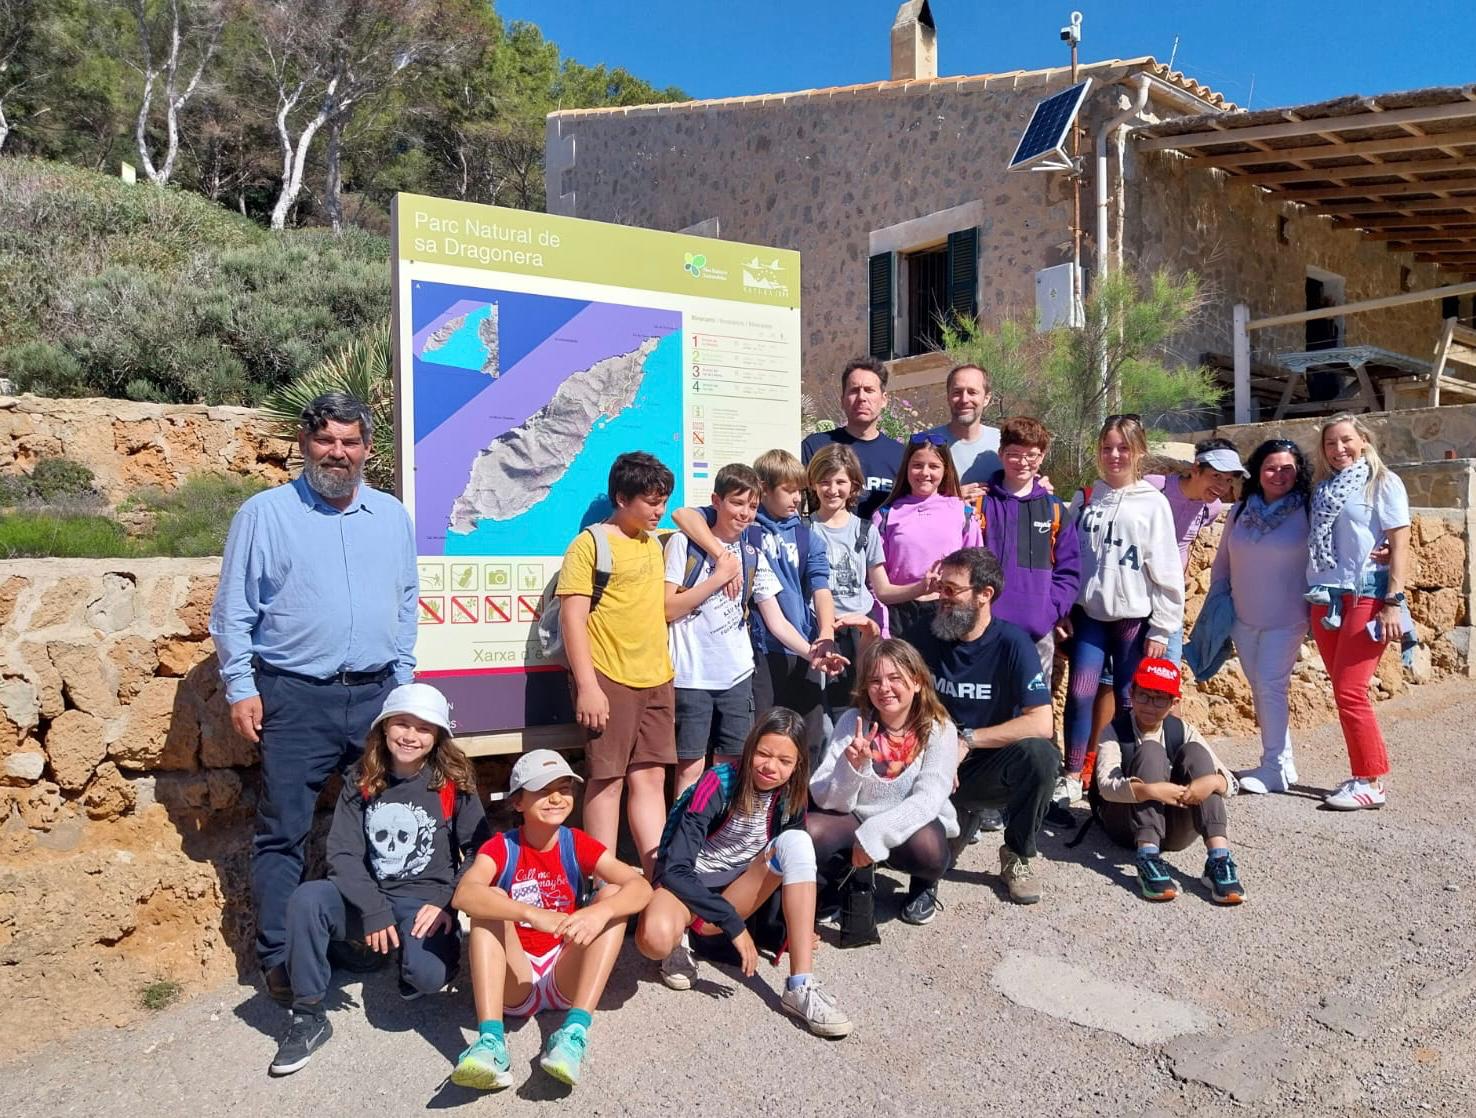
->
<box><xmin>872</xmin><ymin>493</ymin><xmax>984</xmax><ymax>585</ymax></box>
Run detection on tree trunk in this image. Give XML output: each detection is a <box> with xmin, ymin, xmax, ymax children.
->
<box><xmin>323</xmin><ymin>114</ymin><xmax>344</xmax><ymax>234</ymax></box>
<box><xmin>0</xmin><ymin>101</ymin><xmax>9</xmax><ymax>153</ymax></box>
<box><xmin>269</xmin><ymin>74</ymin><xmax>337</xmax><ymax>231</ymax></box>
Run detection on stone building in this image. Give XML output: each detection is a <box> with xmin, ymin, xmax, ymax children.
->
<box><xmin>545</xmin><ymin>3</ymin><xmax>1476</xmax><ymax>422</ymax></box>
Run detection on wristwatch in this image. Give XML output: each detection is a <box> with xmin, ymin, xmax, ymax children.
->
<box><xmin>1383</xmin><ymin>591</ymin><xmax>1406</xmax><ymax>606</ymax></box>
<box><xmin>960</xmin><ymin>726</ymin><xmax>976</xmax><ymax>748</ymax></box>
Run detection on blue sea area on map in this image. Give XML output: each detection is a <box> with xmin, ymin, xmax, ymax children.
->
<box><xmin>444</xmin><ymin>330</ymin><xmax>684</xmax><ymax>555</ymax></box>
<box><xmin>425</xmin><ymin>304</ymin><xmax>496</xmax><ymax>371</ymax></box>
<box><xmin>410</xmin><ymin>283</ymin><xmax>591</xmax><ymax>443</ymax></box>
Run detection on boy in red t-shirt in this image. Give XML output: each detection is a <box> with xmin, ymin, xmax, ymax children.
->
<box><xmin>450</xmin><ymin>750</ymin><xmax>652</xmax><ymax>1091</ymax></box>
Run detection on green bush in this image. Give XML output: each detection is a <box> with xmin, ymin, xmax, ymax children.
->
<box><xmin>0</xmin><ymin>159</ymin><xmax>390</xmax><ymax>404</ymax></box>
<box><xmin>0</xmin><ymin>511</ymin><xmax>135</xmax><ymax>558</ymax></box>
<box><xmin>124</xmin><ymin>473</ymin><xmax>266</xmax><ymax>557</ymax></box>
<box><xmin>28</xmin><ymin>458</ymin><xmax>97</xmax><ymax>502</ymax></box>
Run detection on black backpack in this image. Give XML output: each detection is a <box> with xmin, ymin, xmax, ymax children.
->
<box><xmin>1069</xmin><ymin>712</ymin><xmax>1186</xmax><ymax>848</ymax></box>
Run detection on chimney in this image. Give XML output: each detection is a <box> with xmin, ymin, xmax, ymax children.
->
<box><xmin>890</xmin><ymin>0</ymin><xmax>937</xmax><ymax>81</ymax></box>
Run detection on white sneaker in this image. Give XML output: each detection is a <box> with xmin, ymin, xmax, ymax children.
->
<box><xmin>780</xmin><ymin>978</ymin><xmax>852</xmax><ymax>1038</ymax></box>
<box><xmin>659</xmin><ymin>944</ymin><xmax>697</xmax><ymax>990</ymax></box>
<box><xmin>1237</xmin><ymin>766</ymin><xmax>1287</xmax><ymax>795</ymax></box>
<box><xmin>1324</xmin><ymin>778</ymin><xmax>1386</xmax><ymax>811</ymax></box>
<box><xmin>1053</xmin><ymin>775</ymin><xmax>1083</xmax><ymax>807</ymax></box>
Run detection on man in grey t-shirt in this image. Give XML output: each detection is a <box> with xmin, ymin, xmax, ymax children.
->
<box><xmin>927</xmin><ymin>363</ymin><xmax>1000</xmax><ymax>500</ymax></box>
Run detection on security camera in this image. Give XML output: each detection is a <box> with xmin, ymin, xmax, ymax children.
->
<box><xmin>1060</xmin><ymin>11</ymin><xmax>1083</xmax><ymax>44</ymax></box>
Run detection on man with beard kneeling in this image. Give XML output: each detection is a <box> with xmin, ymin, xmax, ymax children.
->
<box><xmin>901</xmin><ymin>548</ymin><xmax>1059</xmax><ymax>905</ymax></box>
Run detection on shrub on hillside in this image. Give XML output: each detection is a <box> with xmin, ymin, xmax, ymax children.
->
<box><xmin>0</xmin><ymin>457</ymin><xmax>98</xmax><ymax>505</ymax></box>
<box><xmin>123</xmin><ymin>474</ymin><xmax>266</xmax><ymax>556</ymax></box>
<box><xmin>0</xmin><ymin>160</ymin><xmax>390</xmax><ymax>404</ymax></box>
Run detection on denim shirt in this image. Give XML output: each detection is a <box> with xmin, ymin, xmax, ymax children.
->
<box><xmin>210</xmin><ymin>475</ymin><xmax>419</xmax><ymax>703</ymax></box>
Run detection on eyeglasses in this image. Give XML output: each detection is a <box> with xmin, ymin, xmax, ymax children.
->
<box><xmin>1001</xmin><ymin>448</ymin><xmax>1044</xmax><ymax>463</ymax></box>
<box><xmin>1134</xmin><ymin>690</ymin><xmax>1176</xmax><ymax>708</ymax></box>
<box><xmin>909</xmin><ymin>432</ymin><xmax>948</xmax><ymax>447</ymax></box>
<box><xmin>1104</xmin><ymin>413</ymin><xmax>1142</xmax><ymax>425</ymax></box>
<box><xmin>936</xmin><ymin>580</ymin><xmax>975</xmax><ymax>600</ymax></box>
<box><xmin>1266</xmin><ymin>439</ymin><xmax>1299</xmax><ymax>451</ymax></box>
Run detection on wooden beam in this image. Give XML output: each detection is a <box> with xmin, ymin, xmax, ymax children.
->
<box><xmin>1383</xmin><ymin>240</ymin><xmax>1476</xmax><ymax>252</ymax></box>
<box><xmin>1137</xmin><ymin>98</ymin><xmax>1476</xmax><ymax>152</ymax></box>
<box><xmin>1235</xmin><ymin>157</ymin><xmax>1476</xmax><ymax>186</ymax></box>
<box><xmin>1245</xmin><ymin>279</ymin><xmax>1476</xmax><ymax>330</ymax></box>
<box><xmin>1278</xmin><ymin>176</ymin><xmax>1476</xmax><ymax>201</ymax></box>
<box><xmin>1414</xmin><ymin>252</ymin><xmax>1476</xmax><ymax>262</ymax></box>
<box><xmin>1321</xmin><ymin>197</ymin><xmax>1476</xmax><ymax>215</ymax></box>
<box><xmin>1196</xmin><ymin>128</ymin><xmax>1476</xmax><ymax>168</ymax></box>
<box><xmin>1352</xmin><ymin>222</ymin><xmax>1476</xmax><ymax>237</ymax></box>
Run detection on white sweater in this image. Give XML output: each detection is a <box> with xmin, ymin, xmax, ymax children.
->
<box><xmin>810</xmin><ymin>708</ymin><xmax>960</xmax><ymax>861</ymax></box>
<box><xmin>1072</xmin><ymin>479</ymin><xmax>1185</xmax><ymax>644</ymax></box>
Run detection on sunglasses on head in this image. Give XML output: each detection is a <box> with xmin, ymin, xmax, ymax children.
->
<box><xmin>1104</xmin><ymin>413</ymin><xmax>1142</xmax><ymax>425</ymax></box>
<box><xmin>909</xmin><ymin>432</ymin><xmax>948</xmax><ymax>447</ymax></box>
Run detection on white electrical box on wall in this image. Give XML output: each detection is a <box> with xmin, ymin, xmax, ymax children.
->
<box><xmin>1035</xmin><ymin>262</ymin><xmax>1081</xmax><ymax>330</ymax></box>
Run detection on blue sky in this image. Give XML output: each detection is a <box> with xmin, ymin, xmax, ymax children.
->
<box><xmin>500</xmin><ymin>0</ymin><xmax>1475</xmax><ymax>111</ymax></box>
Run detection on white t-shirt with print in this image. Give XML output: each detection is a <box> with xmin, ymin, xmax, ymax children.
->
<box><xmin>813</xmin><ymin>513</ymin><xmax>885</xmax><ymax>617</ymax></box>
<box><xmin>664</xmin><ymin>532</ymin><xmax>780</xmax><ymax>691</ymax></box>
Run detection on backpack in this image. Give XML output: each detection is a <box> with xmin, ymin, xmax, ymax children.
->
<box><xmin>976</xmin><ymin>498</ymin><xmax>1065</xmax><ymax>564</ymax></box>
<box><xmin>701</xmin><ymin>506</ymin><xmax>812</xmax><ymax>592</ymax></box>
<box><xmin>537</xmin><ymin>526</ymin><xmax>614</xmax><ymax>663</ymax></box>
<box><xmin>672</xmin><ymin>531</ymin><xmax>761</xmax><ymax>622</ymax></box>
<box><xmin>1068</xmin><ymin>713</ymin><xmax>1185</xmax><ymax>848</ymax></box>
<box><xmin>494</xmin><ymin>825</ymin><xmax>590</xmax><ymax>908</ymax></box>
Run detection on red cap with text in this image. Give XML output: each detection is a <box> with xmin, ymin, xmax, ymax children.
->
<box><xmin>1132</xmin><ymin>657</ymin><xmax>1182</xmax><ymax>698</ymax></box>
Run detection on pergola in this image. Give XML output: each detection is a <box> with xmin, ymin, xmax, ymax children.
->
<box><xmin>1135</xmin><ymin>84</ymin><xmax>1476</xmax><ymax>422</ymax></box>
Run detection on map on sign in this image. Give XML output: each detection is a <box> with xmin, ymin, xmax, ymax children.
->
<box><xmin>409</xmin><ymin>281</ymin><xmax>683</xmax><ymax>556</ymax></box>
<box><xmin>393</xmin><ymin>194</ymin><xmax>800</xmax><ymax>737</ymax></box>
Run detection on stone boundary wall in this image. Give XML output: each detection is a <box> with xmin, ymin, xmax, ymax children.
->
<box><xmin>0</xmin><ymin>394</ymin><xmax>294</xmax><ymax>503</ymax></box>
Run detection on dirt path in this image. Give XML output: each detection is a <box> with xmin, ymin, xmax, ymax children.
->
<box><xmin>6</xmin><ymin>680</ymin><xmax>1476</xmax><ymax>1118</ymax></box>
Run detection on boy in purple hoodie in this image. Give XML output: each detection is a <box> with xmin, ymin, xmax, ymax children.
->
<box><xmin>979</xmin><ymin>417</ymin><xmax>1081</xmax><ymax>681</ymax></box>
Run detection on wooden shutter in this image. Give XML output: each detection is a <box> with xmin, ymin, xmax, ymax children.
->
<box><xmin>945</xmin><ymin>227</ymin><xmax>979</xmax><ymax>323</ymax></box>
<box><xmin>868</xmin><ymin>251</ymin><xmax>894</xmax><ymax>360</ymax></box>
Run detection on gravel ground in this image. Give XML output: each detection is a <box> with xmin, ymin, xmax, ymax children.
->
<box><xmin>7</xmin><ymin>679</ymin><xmax>1476</xmax><ymax>1118</ymax></box>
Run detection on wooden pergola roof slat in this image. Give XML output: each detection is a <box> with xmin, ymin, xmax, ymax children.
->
<box><xmin>1237</xmin><ymin>156</ymin><xmax>1476</xmax><ymax>186</ymax></box>
<box><xmin>1277</xmin><ymin>176</ymin><xmax>1476</xmax><ymax>201</ymax></box>
<box><xmin>1198</xmin><ymin>128</ymin><xmax>1476</xmax><ymax>169</ymax></box>
<box><xmin>1136</xmin><ymin>98</ymin><xmax>1476</xmax><ymax>152</ymax></box>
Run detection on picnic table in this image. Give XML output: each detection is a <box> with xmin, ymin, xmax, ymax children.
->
<box><xmin>1271</xmin><ymin>345</ymin><xmax>1431</xmax><ymax>419</ymax></box>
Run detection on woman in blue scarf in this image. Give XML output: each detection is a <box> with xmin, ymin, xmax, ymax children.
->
<box><xmin>1209</xmin><ymin>440</ymin><xmax>1312</xmax><ymax>794</ymax></box>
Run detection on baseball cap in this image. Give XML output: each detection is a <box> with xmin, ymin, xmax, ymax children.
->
<box><xmin>1132</xmin><ymin>657</ymin><xmax>1182</xmax><ymax>698</ymax></box>
<box><xmin>508</xmin><ymin>749</ymin><xmax>583</xmax><ymax>794</ymax></box>
<box><xmin>370</xmin><ymin>683</ymin><xmax>453</xmax><ymax>736</ymax></box>
<box><xmin>1195</xmin><ymin>446</ymin><xmax>1248</xmax><ymax>477</ymax></box>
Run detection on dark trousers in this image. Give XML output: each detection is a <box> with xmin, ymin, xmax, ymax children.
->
<box><xmin>952</xmin><ymin>737</ymin><xmax>1060</xmax><ymax>859</ymax></box>
<box><xmin>1100</xmin><ymin>739</ymin><xmax>1229</xmax><ymax>851</ymax></box>
<box><xmin>751</xmin><ymin>648</ymin><xmax>826</xmax><ymax>767</ymax></box>
<box><xmin>284</xmin><ymin>880</ymin><xmax>460</xmax><ymax>1010</ymax></box>
<box><xmin>807</xmin><ymin>809</ymin><xmax>950</xmax><ymax>897</ymax></box>
<box><xmin>253</xmin><ymin>670</ymin><xmax>394</xmax><ymax>969</ymax></box>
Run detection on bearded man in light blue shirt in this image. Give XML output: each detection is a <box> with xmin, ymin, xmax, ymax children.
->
<box><xmin>210</xmin><ymin>392</ymin><xmax>418</xmax><ymax>1004</ymax></box>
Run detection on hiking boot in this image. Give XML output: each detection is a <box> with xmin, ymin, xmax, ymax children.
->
<box><xmin>659</xmin><ymin>944</ymin><xmax>697</xmax><ymax>991</ymax></box>
<box><xmin>539</xmin><ymin>1023</ymin><xmax>588</xmax><ymax>1086</ymax></box>
<box><xmin>1135</xmin><ymin>850</ymin><xmax>1178</xmax><ymax>902</ymax></box>
<box><xmin>1324</xmin><ymin>778</ymin><xmax>1385</xmax><ymax>811</ymax></box>
<box><xmin>1202</xmin><ymin>853</ymin><xmax>1246</xmax><ymax>905</ymax></box>
<box><xmin>451</xmin><ymin>1032</ymin><xmax>513</xmax><ymax>1091</ymax></box>
<box><xmin>780</xmin><ymin>978</ymin><xmax>853</xmax><ymax>1038</ymax></box>
<box><xmin>976</xmin><ymin>808</ymin><xmax>1004</xmax><ymax>836</ymax></box>
<box><xmin>260</xmin><ymin>963</ymin><xmax>292</xmax><ymax>1007</ymax></box>
<box><xmin>269</xmin><ymin>1009</ymin><xmax>331</xmax><ymax>1076</ymax></box>
<box><xmin>898</xmin><ymin>884</ymin><xmax>941</xmax><ymax>926</ymax></box>
<box><xmin>998</xmin><ymin>845</ymin><xmax>1042</xmax><ymax>905</ymax></box>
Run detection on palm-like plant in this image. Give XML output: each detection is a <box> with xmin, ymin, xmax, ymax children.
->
<box><xmin>260</xmin><ymin>322</ymin><xmax>397</xmax><ymax>492</ymax></box>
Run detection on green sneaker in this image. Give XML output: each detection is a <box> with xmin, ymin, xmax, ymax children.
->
<box><xmin>538</xmin><ymin>1023</ymin><xmax>588</xmax><ymax>1086</ymax></box>
<box><xmin>451</xmin><ymin>1033</ymin><xmax>512</xmax><ymax>1091</ymax></box>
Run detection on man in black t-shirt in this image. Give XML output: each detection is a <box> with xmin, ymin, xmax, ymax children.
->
<box><xmin>905</xmin><ymin>547</ymin><xmax>1060</xmax><ymax>906</ymax></box>
<box><xmin>800</xmin><ymin>356</ymin><xmax>903</xmax><ymax>520</ymax></box>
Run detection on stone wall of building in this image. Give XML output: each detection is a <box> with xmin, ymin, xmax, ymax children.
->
<box><xmin>1129</xmin><ymin>150</ymin><xmax>1452</xmax><ymax>377</ymax></box>
<box><xmin>0</xmin><ymin>395</ymin><xmax>294</xmax><ymax>503</ymax></box>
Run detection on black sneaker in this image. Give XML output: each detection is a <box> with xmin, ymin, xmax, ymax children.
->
<box><xmin>398</xmin><ymin>978</ymin><xmax>426</xmax><ymax>1002</ymax></box>
<box><xmin>898</xmin><ymin>885</ymin><xmax>940</xmax><ymax>926</ymax></box>
<box><xmin>269</xmin><ymin>1010</ymin><xmax>332</xmax><ymax>1076</ymax></box>
<box><xmin>260</xmin><ymin>963</ymin><xmax>292</xmax><ymax>1007</ymax></box>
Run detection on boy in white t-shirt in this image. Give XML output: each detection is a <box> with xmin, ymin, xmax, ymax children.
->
<box><xmin>665</xmin><ymin>463</ymin><xmax>844</xmax><ymax>795</ymax></box>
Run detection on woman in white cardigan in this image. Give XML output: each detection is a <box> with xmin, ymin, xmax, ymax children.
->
<box><xmin>808</xmin><ymin>637</ymin><xmax>960</xmax><ymax>927</ymax></box>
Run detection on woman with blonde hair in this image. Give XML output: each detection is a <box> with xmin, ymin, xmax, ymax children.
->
<box><xmin>1306</xmin><ymin>413</ymin><xmax>1410</xmax><ymax>810</ymax></box>
<box><xmin>808</xmin><ymin>638</ymin><xmax>960</xmax><ymax>927</ymax></box>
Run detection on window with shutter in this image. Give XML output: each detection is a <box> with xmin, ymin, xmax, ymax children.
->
<box><xmin>945</xmin><ymin>227</ymin><xmax>979</xmax><ymax>324</ymax></box>
<box><xmin>868</xmin><ymin>251</ymin><xmax>895</xmax><ymax>360</ymax></box>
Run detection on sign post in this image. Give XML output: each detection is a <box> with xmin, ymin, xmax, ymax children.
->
<box><xmin>390</xmin><ymin>193</ymin><xmax>801</xmax><ymax>754</ymax></box>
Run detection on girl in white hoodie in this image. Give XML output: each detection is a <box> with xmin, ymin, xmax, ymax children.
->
<box><xmin>1061</xmin><ymin>416</ymin><xmax>1185</xmax><ymax>795</ymax></box>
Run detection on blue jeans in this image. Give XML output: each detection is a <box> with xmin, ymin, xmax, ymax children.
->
<box><xmin>285</xmin><ymin>880</ymin><xmax>460</xmax><ymax>1009</ymax></box>
<box><xmin>252</xmin><ymin>670</ymin><xmax>394</xmax><ymax>969</ymax></box>
<box><xmin>1064</xmin><ymin>608</ymin><xmax>1148</xmax><ymax>773</ymax></box>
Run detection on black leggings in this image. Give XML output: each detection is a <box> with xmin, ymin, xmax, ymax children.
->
<box><xmin>806</xmin><ymin>809</ymin><xmax>951</xmax><ymax>897</ymax></box>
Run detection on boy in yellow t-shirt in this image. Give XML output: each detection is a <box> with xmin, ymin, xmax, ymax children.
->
<box><xmin>556</xmin><ymin>451</ymin><xmax>676</xmax><ymax>874</ymax></box>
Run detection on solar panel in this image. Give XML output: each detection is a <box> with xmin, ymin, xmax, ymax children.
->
<box><xmin>1008</xmin><ymin>79</ymin><xmax>1092</xmax><ymax>172</ymax></box>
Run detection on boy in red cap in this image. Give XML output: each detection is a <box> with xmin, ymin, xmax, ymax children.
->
<box><xmin>1092</xmin><ymin>658</ymin><xmax>1245</xmax><ymax>904</ymax></box>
